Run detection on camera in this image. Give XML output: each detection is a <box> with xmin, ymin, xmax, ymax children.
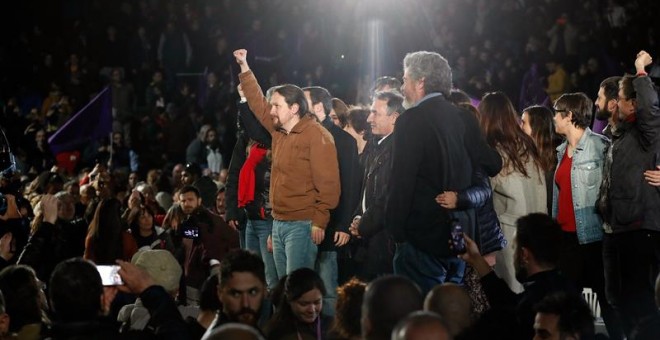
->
<box><xmin>180</xmin><ymin>216</ymin><xmax>199</xmax><ymax>239</ymax></box>
<box><xmin>96</xmin><ymin>265</ymin><xmax>123</xmax><ymax>286</ymax></box>
<box><xmin>451</xmin><ymin>221</ymin><xmax>466</xmax><ymax>255</ymax></box>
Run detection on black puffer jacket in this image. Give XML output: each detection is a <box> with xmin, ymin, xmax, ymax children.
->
<box><xmin>456</xmin><ymin>168</ymin><xmax>506</xmax><ymax>254</ymax></box>
<box><xmin>598</xmin><ymin>76</ymin><xmax>660</xmax><ymax>233</ymax></box>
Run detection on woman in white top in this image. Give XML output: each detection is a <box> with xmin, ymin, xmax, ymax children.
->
<box><xmin>478</xmin><ymin>92</ymin><xmax>547</xmax><ymax>293</ymax></box>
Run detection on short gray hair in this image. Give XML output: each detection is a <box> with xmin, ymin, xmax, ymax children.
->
<box><xmin>403</xmin><ymin>51</ymin><xmax>452</xmax><ymax>97</ymax></box>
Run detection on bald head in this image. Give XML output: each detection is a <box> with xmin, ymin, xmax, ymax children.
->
<box><xmin>362</xmin><ymin>275</ymin><xmax>423</xmax><ymax>340</ymax></box>
<box><xmin>424</xmin><ymin>283</ymin><xmax>472</xmax><ymax>336</ymax></box>
<box><xmin>202</xmin><ymin>323</ymin><xmax>265</xmax><ymax>340</ymax></box>
<box><xmin>392</xmin><ymin>311</ymin><xmax>452</xmax><ymax>340</ymax></box>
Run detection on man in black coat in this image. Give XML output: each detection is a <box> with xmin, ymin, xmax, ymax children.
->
<box><xmin>349</xmin><ymin>90</ymin><xmax>404</xmax><ymax>280</ymax></box>
<box><xmin>385</xmin><ymin>51</ymin><xmax>501</xmax><ymax>295</ymax></box>
<box><xmin>304</xmin><ymin>86</ymin><xmax>361</xmax><ymax>317</ymax></box>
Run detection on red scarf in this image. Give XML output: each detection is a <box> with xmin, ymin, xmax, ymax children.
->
<box><xmin>238</xmin><ymin>144</ymin><xmax>268</xmax><ymax>207</ymax></box>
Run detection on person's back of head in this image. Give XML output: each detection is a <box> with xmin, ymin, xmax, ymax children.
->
<box><xmin>516</xmin><ymin>213</ymin><xmax>562</xmax><ymax>268</ymax></box>
<box><xmin>423</xmin><ymin>283</ymin><xmax>471</xmax><ymax>337</ymax></box>
<box><xmin>332</xmin><ymin>277</ymin><xmax>366</xmax><ymax>339</ymax></box>
<box><xmin>49</xmin><ymin>258</ymin><xmax>103</xmax><ymax>322</ymax></box>
<box><xmin>131</xmin><ymin>249</ymin><xmax>182</xmax><ymax>295</ymax></box>
<box><xmin>391</xmin><ymin>311</ymin><xmax>452</xmax><ymax>340</ymax></box>
<box><xmin>0</xmin><ymin>265</ymin><xmax>43</xmax><ymax>333</ymax></box>
<box><xmin>533</xmin><ymin>292</ymin><xmax>594</xmax><ymax>340</ymax></box>
<box><xmin>202</xmin><ymin>322</ymin><xmax>265</xmax><ymax>340</ymax></box>
<box><xmin>362</xmin><ymin>275</ymin><xmax>423</xmax><ymax>340</ymax></box>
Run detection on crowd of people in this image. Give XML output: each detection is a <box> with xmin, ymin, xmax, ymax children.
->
<box><xmin>1</xmin><ymin>0</ymin><xmax>660</xmax><ymax>339</ymax></box>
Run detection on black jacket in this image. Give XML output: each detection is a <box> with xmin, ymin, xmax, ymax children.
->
<box><xmin>479</xmin><ymin>269</ymin><xmax>579</xmax><ymax>340</ymax></box>
<box><xmin>319</xmin><ymin>117</ymin><xmax>361</xmax><ymax>252</ymax></box>
<box><xmin>18</xmin><ymin>219</ymin><xmax>87</xmax><ymax>281</ymax></box>
<box><xmin>456</xmin><ymin>168</ymin><xmax>506</xmax><ymax>255</ymax></box>
<box><xmin>46</xmin><ymin>286</ymin><xmax>191</xmax><ymax>340</ymax></box>
<box><xmin>599</xmin><ymin>76</ymin><xmax>660</xmax><ymax>232</ymax></box>
<box><xmin>386</xmin><ymin>94</ymin><xmax>502</xmax><ymax>258</ymax></box>
<box><xmin>227</xmin><ymin>102</ymin><xmax>273</xmax><ymax>223</ymax></box>
<box><xmin>353</xmin><ymin>136</ymin><xmax>395</xmax><ymax>279</ymax></box>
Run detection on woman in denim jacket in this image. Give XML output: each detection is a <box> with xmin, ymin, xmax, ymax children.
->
<box><xmin>552</xmin><ymin>92</ymin><xmax>624</xmax><ymax>339</ymax></box>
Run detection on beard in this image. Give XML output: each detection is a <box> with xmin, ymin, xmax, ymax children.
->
<box><xmin>402</xmin><ymin>98</ymin><xmax>413</xmax><ymax>109</ymax></box>
<box><xmin>514</xmin><ymin>257</ymin><xmax>528</xmax><ymax>283</ymax></box>
<box><xmin>595</xmin><ymin>106</ymin><xmax>611</xmax><ymax>121</ymax></box>
<box><xmin>271</xmin><ymin>115</ymin><xmax>282</xmax><ymax>129</ymax></box>
<box><xmin>229</xmin><ymin>308</ymin><xmax>260</xmax><ymax>326</ymax></box>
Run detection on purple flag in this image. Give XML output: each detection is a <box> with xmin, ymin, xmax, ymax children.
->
<box><xmin>48</xmin><ymin>86</ymin><xmax>113</xmax><ymax>154</ymax></box>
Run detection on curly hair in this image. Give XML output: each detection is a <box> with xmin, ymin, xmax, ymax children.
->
<box><xmin>331</xmin><ymin>277</ymin><xmax>366</xmax><ymax>339</ymax></box>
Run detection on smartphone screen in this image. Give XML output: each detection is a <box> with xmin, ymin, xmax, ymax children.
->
<box><xmin>451</xmin><ymin>223</ymin><xmax>466</xmax><ymax>255</ymax></box>
<box><xmin>96</xmin><ymin>265</ymin><xmax>123</xmax><ymax>286</ymax></box>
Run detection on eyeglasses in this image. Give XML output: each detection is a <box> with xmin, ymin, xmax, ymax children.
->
<box><xmin>553</xmin><ymin>107</ymin><xmax>568</xmax><ymax>113</ymax></box>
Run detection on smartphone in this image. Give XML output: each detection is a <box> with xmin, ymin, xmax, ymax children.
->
<box><xmin>96</xmin><ymin>265</ymin><xmax>123</xmax><ymax>286</ymax></box>
<box><xmin>180</xmin><ymin>218</ymin><xmax>199</xmax><ymax>239</ymax></box>
<box><xmin>451</xmin><ymin>222</ymin><xmax>466</xmax><ymax>255</ymax></box>
<box><xmin>655</xmin><ymin>151</ymin><xmax>660</xmax><ymax>168</ymax></box>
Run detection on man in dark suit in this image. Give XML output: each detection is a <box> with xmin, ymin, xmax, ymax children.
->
<box><xmin>349</xmin><ymin>90</ymin><xmax>404</xmax><ymax>280</ymax></box>
<box><xmin>304</xmin><ymin>86</ymin><xmax>361</xmax><ymax>317</ymax></box>
<box><xmin>386</xmin><ymin>51</ymin><xmax>501</xmax><ymax>295</ymax></box>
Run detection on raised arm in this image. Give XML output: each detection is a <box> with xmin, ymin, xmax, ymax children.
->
<box><xmin>234</xmin><ymin>49</ymin><xmax>275</xmax><ymax>133</ymax></box>
<box><xmin>633</xmin><ymin>51</ymin><xmax>660</xmax><ymax>148</ymax></box>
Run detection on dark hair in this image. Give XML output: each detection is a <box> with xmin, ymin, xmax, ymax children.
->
<box><xmin>284</xmin><ymin>267</ymin><xmax>326</xmax><ymax>302</ymax></box>
<box><xmin>0</xmin><ymin>265</ymin><xmax>42</xmax><ymax>332</ymax></box>
<box><xmin>49</xmin><ymin>258</ymin><xmax>103</xmax><ymax>322</ymax></box>
<box><xmin>332</xmin><ymin>98</ymin><xmax>349</xmax><ymax>128</ymax></box>
<box><xmin>304</xmin><ymin>86</ymin><xmax>333</xmax><ymax>117</ymax></box>
<box><xmin>391</xmin><ymin>311</ymin><xmax>450</xmax><ymax>340</ymax></box>
<box><xmin>346</xmin><ymin>107</ymin><xmax>370</xmax><ymax>135</ymax></box>
<box><xmin>534</xmin><ymin>292</ymin><xmax>594</xmax><ymax>339</ymax></box>
<box><xmin>184</xmin><ymin>163</ymin><xmax>202</xmax><ymax>178</ymax></box>
<box><xmin>199</xmin><ymin>274</ymin><xmax>221</xmax><ymax>311</ymax></box>
<box><xmin>371</xmin><ymin>76</ymin><xmax>402</xmax><ymax>95</ymax></box>
<box><xmin>267</xmin><ymin>268</ymin><xmax>325</xmax><ymax>334</ymax></box>
<box><xmin>479</xmin><ymin>92</ymin><xmax>542</xmax><ymax>177</ymax></box>
<box><xmin>619</xmin><ymin>75</ymin><xmax>637</xmax><ymax>101</ymax></box>
<box><xmin>448</xmin><ymin>89</ymin><xmax>472</xmax><ymax>106</ymax></box>
<box><xmin>179</xmin><ymin>185</ymin><xmax>200</xmax><ymax>198</ymax></box>
<box><xmin>129</xmin><ymin>205</ymin><xmax>155</xmax><ymax>237</ymax></box>
<box><xmin>86</xmin><ymin>199</ymin><xmax>124</xmax><ymax>264</ymax></box>
<box><xmin>516</xmin><ymin>213</ymin><xmax>562</xmax><ymax>267</ymax></box>
<box><xmin>523</xmin><ymin>105</ymin><xmax>559</xmax><ymax>173</ymax></box>
<box><xmin>331</xmin><ymin>278</ymin><xmax>366</xmax><ymax>339</ymax></box>
<box><xmin>374</xmin><ymin>90</ymin><xmax>405</xmax><ymax>116</ymax></box>
<box><xmin>600</xmin><ymin>76</ymin><xmax>622</xmax><ymax>102</ymax></box>
<box><xmin>362</xmin><ymin>275</ymin><xmax>423</xmax><ymax>340</ymax></box>
<box><xmin>219</xmin><ymin>249</ymin><xmax>266</xmax><ymax>287</ymax></box>
<box><xmin>553</xmin><ymin>92</ymin><xmax>593</xmax><ymax>129</ymax></box>
<box><xmin>272</xmin><ymin>84</ymin><xmax>308</xmax><ymax>118</ymax></box>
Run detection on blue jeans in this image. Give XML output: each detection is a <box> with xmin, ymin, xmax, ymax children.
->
<box><xmin>315</xmin><ymin>251</ymin><xmax>338</xmax><ymax>317</ymax></box>
<box><xmin>246</xmin><ymin>219</ymin><xmax>278</xmax><ymax>291</ymax></box>
<box><xmin>272</xmin><ymin>220</ymin><xmax>318</xmax><ymax>279</ymax></box>
<box><xmin>393</xmin><ymin>242</ymin><xmax>465</xmax><ymax>296</ymax></box>
<box><xmin>239</xmin><ymin>228</ymin><xmax>247</xmax><ymax>250</ymax></box>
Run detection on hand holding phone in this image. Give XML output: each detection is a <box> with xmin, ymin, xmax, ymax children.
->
<box><xmin>96</xmin><ymin>265</ymin><xmax>124</xmax><ymax>286</ymax></box>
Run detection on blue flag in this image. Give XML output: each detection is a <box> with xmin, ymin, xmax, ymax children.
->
<box><xmin>48</xmin><ymin>86</ymin><xmax>113</xmax><ymax>154</ymax></box>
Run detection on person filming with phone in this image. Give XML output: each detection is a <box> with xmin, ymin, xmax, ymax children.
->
<box><xmin>178</xmin><ymin>185</ymin><xmax>239</xmax><ymax>306</ymax></box>
<box><xmin>47</xmin><ymin>257</ymin><xmax>190</xmax><ymax>339</ymax></box>
<box><xmin>456</xmin><ymin>213</ymin><xmax>579</xmax><ymax>340</ymax></box>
